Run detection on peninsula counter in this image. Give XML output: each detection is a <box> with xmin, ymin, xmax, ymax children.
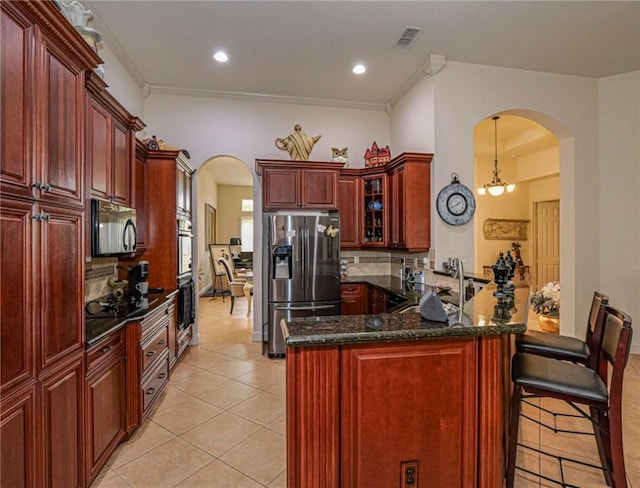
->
<box><xmin>282</xmin><ymin>284</ymin><xmax>529</xmax><ymax>488</ymax></box>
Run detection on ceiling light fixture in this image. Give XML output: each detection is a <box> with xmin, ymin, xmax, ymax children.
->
<box><xmin>213</xmin><ymin>51</ymin><xmax>228</xmax><ymax>63</ymax></box>
<box><xmin>352</xmin><ymin>64</ymin><xmax>366</xmax><ymax>74</ymax></box>
<box><xmin>477</xmin><ymin>116</ymin><xmax>515</xmax><ymax>196</ymax></box>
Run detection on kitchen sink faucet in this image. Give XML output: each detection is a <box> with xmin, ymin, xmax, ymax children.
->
<box><xmin>451</xmin><ymin>257</ymin><xmax>465</xmax><ymax>324</ymax></box>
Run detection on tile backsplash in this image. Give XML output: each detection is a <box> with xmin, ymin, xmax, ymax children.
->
<box><xmin>340</xmin><ymin>250</ymin><xmax>432</xmax><ymax>278</ymax></box>
<box><xmin>85</xmin><ymin>257</ymin><xmax>117</xmax><ymax>302</ymax></box>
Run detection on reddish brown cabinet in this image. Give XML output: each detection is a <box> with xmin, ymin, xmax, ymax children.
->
<box><xmin>337</xmin><ymin>153</ymin><xmax>432</xmax><ymax>251</ymax></box>
<box><xmin>86</xmin><ymin>72</ymin><xmax>144</xmax><ymax>206</ymax></box>
<box><xmin>340</xmin><ymin>283</ymin><xmax>368</xmax><ymax>315</ymax></box>
<box><xmin>386</xmin><ymin>153</ymin><xmax>432</xmax><ymax>251</ymax></box>
<box><xmin>0</xmin><ymin>3</ymin><xmax>100</xmax><ymax>487</ymax></box>
<box><xmin>84</xmin><ymin>330</ymin><xmax>126</xmax><ymax>486</ymax></box>
<box><xmin>133</xmin><ymin>141</ymin><xmax>149</xmax><ymax>251</ymax></box>
<box><xmin>368</xmin><ymin>286</ymin><xmax>388</xmax><ymax>314</ymax></box>
<box><xmin>256</xmin><ymin>159</ymin><xmax>344</xmax><ymax>210</ymax></box>
<box><xmin>337</xmin><ymin>170</ymin><xmax>360</xmax><ymax>248</ymax></box>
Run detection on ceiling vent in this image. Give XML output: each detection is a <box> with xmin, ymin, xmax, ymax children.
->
<box><xmin>395</xmin><ymin>26</ymin><xmax>423</xmax><ymax>48</ymax></box>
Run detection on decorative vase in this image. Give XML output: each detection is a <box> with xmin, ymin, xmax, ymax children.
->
<box><xmin>538</xmin><ymin>314</ymin><xmax>560</xmax><ymax>334</ymax></box>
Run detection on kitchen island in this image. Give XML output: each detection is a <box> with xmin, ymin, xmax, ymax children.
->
<box><xmin>281</xmin><ymin>283</ymin><xmax>529</xmax><ymax>488</ymax></box>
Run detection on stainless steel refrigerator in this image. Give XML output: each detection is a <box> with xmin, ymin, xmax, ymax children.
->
<box><xmin>265</xmin><ymin>211</ymin><xmax>341</xmax><ymax>356</ymax></box>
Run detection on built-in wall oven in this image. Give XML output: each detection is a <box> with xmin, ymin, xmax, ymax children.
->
<box><xmin>177</xmin><ymin>218</ymin><xmax>193</xmax><ymax>279</ymax></box>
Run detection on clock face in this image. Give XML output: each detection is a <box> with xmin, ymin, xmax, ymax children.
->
<box><xmin>437</xmin><ymin>181</ymin><xmax>476</xmax><ymax>225</ymax></box>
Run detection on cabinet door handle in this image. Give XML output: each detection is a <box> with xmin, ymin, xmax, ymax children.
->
<box><xmin>146</xmin><ymin>350</ymin><xmax>156</xmax><ymax>357</ymax></box>
<box><xmin>100</xmin><ymin>344</ymin><xmax>114</xmax><ymax>354</ymax></box>
<box><xmin>32</xmin><ymin>213</ymin><xmax>42</xmax><ymax>221</ymax></box>
<box><xmin>158</xmin><ymin>339</ymin><xmax>166</xmax><ymax>345</ymax></box>
<box><xmin>145</xmin><ymin>387</ymin><xmax>156</xmax><ymax>395</ymax></box>
<box><xmin>158</xmin><ymin>373</ymin><xmax>167</xmax><ymax>379</ymax></box>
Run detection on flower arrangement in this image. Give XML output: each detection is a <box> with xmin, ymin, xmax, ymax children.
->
<box><xmin>530</xmin><ymin>281</ymin><xmax>560</xmax><ymax>317</ymax></box>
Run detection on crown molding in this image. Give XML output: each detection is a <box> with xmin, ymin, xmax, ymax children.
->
<box><xmin>147</xmin><ymin>85</ymin><xmax>386</xmax><ymax>112</ymax></box>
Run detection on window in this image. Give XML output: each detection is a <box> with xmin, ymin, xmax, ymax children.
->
<box><xmin>241</xmin><ymin>199</ymin><xmax>253</xmax><ymax>212</ymax></box>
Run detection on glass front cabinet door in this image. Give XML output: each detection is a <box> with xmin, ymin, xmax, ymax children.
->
<box><xmin>361</xmin><ymin>174</ymin><xmax>387</xmax><ymax>247</ymax></box>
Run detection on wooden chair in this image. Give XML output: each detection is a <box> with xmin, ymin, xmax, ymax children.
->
<box><xmin>217</xmin><ymin>257</ymin><xmax>248</xmax><ymax>315</ymax></box>
<box><xmin>516</xmin><ymin>291</ymin><xmax>609</xmax><ymax>369</ymax></box>
<box><xmin>507</xmin><ymin>305</ymin><xmax>633</xmax><ymax>488</ymax></box>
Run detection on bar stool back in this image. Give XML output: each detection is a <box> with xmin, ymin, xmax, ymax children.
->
<box><xmin>507</xmin><ymin>305</ymin><xmax>633</xmax><ymax>488</ymax></box>
<box><xmin>516</xmin><ymin>291</ymin><xmax>609</xmax><ymax>368</ymax></box>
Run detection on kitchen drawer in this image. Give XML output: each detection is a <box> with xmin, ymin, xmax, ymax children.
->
<box><xmin>141</xmin><ymin>351</ymin><xmax>169</xmax><ymax>416</ymax></box>
<box><xmin>341</xmin><ymin>283</ymin><xmax>366</xmax><ymax>296</ymax></box>
<box><xmin>142</xmin><ymin>325</ymin><xmax>168</xmax><ymax>373</ymax></box>
<box><xmin>86</xmin><ymin>329</ymin><xmax>125</xmax><ymax>375</ymax></box>
<box><xmin>140</xmin><ymin>302</ymin><xmax>169</xmax><ymax>335</ymax></box>
<box><xmin>177</xmin><ymin>325</ymin><xmax>192</xmax><ymax>358</ymax></box>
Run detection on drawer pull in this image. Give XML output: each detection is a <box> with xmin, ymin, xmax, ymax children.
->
<box><xmin>145</xmin><ymin>387</ymin><xmax>156</xmax><ymax>395</ymax></box>
<box><xmin>158</xmin><ymin>373</ymin><xmax>167</xmax><ymax>379</ymax></box>
<box><xmin>158</xmin><ymin>339</ymin><xmax>166</xmax><ymax>345</ymax></box>
<box><xmin>100</xmin><ymin>345</ymin><xmax>114</xmax><ymax>354</ymax></box>
<box><xmin>146</xmin><ymin>350</ymin><xmax>156</xmax><ymax>357</ymax></box>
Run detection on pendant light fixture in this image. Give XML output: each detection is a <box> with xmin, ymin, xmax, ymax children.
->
<box><xmin>478</xmin><ymin>116</ymin><xmax>515</xmax><ymax>196</ymax></box>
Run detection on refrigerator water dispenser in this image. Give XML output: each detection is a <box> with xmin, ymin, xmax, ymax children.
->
<box><xmin>272</xmin><ymin>245</ymin><xmax>293</xmax><ymax>279</ymax></box>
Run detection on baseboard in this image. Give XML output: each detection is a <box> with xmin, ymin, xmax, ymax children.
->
<box><xmin>199</xmin><ymin>284</ymin><xmax>212</xmax><ymax>297</ymax></box>
<box><xmin>252</xmin><ymin>331</ymin><xmax>263</xmax><ymax>343</ymax></box>
<box><xmin>631</xmin><ymin>341</ymin><xmax>640</xmax><ymax>356</ymax></box>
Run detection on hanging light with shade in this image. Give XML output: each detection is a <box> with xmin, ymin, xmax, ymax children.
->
<box><xmin>477</xmin><ymin>116</ymin><xmax>515</xmax><ymax>196</ymax></box>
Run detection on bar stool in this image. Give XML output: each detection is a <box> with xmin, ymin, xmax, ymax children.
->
<box><xmin>506</xmin><ymin>305</ymin><xmax>633</xmax><ymax>488</ymax></box>
<box><xmin>516</xmin><ymin>291</ymin><xmax>608</xmax><ymax>369</ymax></box>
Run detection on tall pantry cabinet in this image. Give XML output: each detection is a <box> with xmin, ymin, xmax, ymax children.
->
<box><xmin>0</xmin><ymin>2</ymin><xmax>101</xmax><ymax>487</ymax></box>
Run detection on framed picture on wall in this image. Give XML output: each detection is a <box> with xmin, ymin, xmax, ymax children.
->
<box><xmin>209</xmin><ymin>243</ymin><xmax>231</xmax><ymax>276</ymax></box>
<box><xmin>205</xmin><ymin>203</ymin><xmax>217</xmax><ymax>252</ymax></box>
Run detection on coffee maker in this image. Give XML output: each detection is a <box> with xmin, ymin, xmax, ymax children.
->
<box><xmin>128</xmin><ymin>260</ymin><xmax>149</xmax><ymax>308</ymax></box>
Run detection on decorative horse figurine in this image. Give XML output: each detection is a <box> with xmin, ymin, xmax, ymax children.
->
<box><xmin>275</xmin><ymin>124</ymin><xmax>321</xmax><ymax>160</ymax></box>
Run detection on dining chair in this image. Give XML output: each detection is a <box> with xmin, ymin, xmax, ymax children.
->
<box><xmin>507</xmin><ymin>305</ymin><xmax>633</xmax><ymax>488</ymax></box>
<box><xmin>217</xmin><ymin>257</ymin><xmax>248</xmax><ymax>315</ymax></box>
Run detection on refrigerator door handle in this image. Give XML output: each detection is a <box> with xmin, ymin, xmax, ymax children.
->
<box><xmin>305</xmin><ymin>227</ymin><xmax>311</xmax><ymax>292</ymax></box>
<box><xmin>273</xmin><ymin>304</ymin><xmax>336</xmax><ymax>311</ymax></box>
<box><xmin>300</xmin><ymin>223</ymin><xmax>306</xmax><ymax>293</ymax></box>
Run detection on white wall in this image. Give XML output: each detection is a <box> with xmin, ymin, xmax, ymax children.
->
<box><xmin>99</xmin><ymin>44</ymin><xmax>144</xmax><ymax>118</ymax></box>
<box><xmin>598</xmin><ymin>71</ymin><xmax>640</xmax><ymax>353</ymax></box>
<box><xmin>390</xmin><ymin>77</ymin><xmax>435</xmax><ymax>153</ymax></box>
<box><xmin>196</xmin><ymin>168</ymin><xmax>219</xmax><ymax>292</ymax></box>
<box><xmin>391</xmin><ymin>61</ymin><xmax>601</xmax><ymax>337</ymax></box>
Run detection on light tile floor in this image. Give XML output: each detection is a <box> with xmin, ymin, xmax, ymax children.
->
<box><xmin>92</xmin><ymin>297</ymin><xmax>639</xmax><ymax>487</ymax></box>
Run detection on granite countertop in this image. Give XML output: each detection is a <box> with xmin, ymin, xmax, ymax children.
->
<box><xmin>432</xmin><ymin>269</ymin><xmax>491</xmax><ymax>284</ymax></box>
<box><xmin>282</xmin><ymin>284</ymin><xmax>529</xmax><ymax>347</ymax></box>
<box><xmin>85</xmin><ymin>289</ymin><xmax>178</xmax><ymax>348</ymax></box>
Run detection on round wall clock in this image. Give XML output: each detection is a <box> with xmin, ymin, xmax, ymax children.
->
<box><xmin>436</xmin><ymin>173</ymin><xmax>476</xmax><ymax>225</ymax></box>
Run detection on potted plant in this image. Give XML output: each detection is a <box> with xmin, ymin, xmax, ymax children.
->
<box><xmin>530</xmin><ymin>281</ymin><xmax>560</xmax><ymax>332</ymax></box>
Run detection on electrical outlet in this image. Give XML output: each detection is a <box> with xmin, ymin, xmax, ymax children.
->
<box><xmin>353</xmin><ymin>255</ymin><xmax>360</xmax><ymax>264</ymax></box>
<box><xmin>401</xmin><ymin>460</ymin><xmax>418</xmax><ymax>488</ymax></box>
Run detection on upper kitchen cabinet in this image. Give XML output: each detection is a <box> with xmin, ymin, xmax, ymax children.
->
<box><xmin>85</xmin><ymin>72</ymin><xmax>145</xmax><ymax>206</ymax></box>
<box><xmin>336</xmin><ymin>153</ymin><xmax>432</xmax><ymax>252</ymax></box>
<box><xmin>1</xmin><ymin>2</ymin><xmax>101</xmax><ymax>208</ymax></box>
<box><xmin>337</xmin><ymin>170</ymin><xmax>361</xmax><ymax>248</ymax></box>
<box><xmin>361</xmin><ymin>170</ymin><xmax>388</xmax><ymax>248</ymax></box>
<box><xmin>256</xmin><ymin>159</ymin><xmax>344</xmax><ymax>210</ymax></box>
<box><xmin>176</xmin><ymin>152</ymin><xmax>193</xmax><ymax>218</ymax></box>
<box><xmin>386</xmin><ymin>153</ymin><xmax>432</xmax><ymax>252</ymax></box>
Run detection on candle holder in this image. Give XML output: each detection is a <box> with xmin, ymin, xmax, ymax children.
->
<box><xmin>492</xmin><ymin>298</ymin><xmax>512</xmax><ymax>324</ymax></box>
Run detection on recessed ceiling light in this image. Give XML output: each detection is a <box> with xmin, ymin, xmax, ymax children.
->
<box><xmin>352</xmin><ymin>64</ymin><xmax>366</xmax><ymax>75</ymax></box>
<box><xmin>213</xmin><ymin>51</ymin><xmax>228</xmax><ymax>63</ymax></box>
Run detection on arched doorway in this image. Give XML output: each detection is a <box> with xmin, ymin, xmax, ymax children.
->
<box><xmin>473</xmin><ymin>114</ymin><xmax>561</xmax><ymax>329</ymax></box>
<box><xmin>194</xmin><ymin>155</ymin><xmax>254</xmax><ymax>303</ymax></box>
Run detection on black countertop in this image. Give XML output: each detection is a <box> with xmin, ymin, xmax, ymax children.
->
<box><xmin>85</xmin><ymin>289</ymin><xmax>178</xmax><ymax>348</ymax></box>
<box><xmin>282</xmin><ymin>283</ymin><xmax>529</xmax><ymax>347</ymax></box>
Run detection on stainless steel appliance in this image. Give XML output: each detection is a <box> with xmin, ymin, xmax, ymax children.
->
<box><xmin>265</xmin><ymin>211</ymin><xmax>341</xmax><ymax>357</ymax></box>
<box><xmin>90</xmin><ymin>199</ymin><xmax>137</xmax><ymax>256</ymax></box>
<box><xmin>177</xmin><ymin>218</ymin><xmax>193</xmax><ymax>279</ymax></box>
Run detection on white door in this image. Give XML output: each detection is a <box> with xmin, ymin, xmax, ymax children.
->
<box><xmin>534</xmin><ymin>200</ymin><xmax>560</xmax><ymax>289</ymax></box>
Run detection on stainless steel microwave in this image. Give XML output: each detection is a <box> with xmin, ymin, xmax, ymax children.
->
<box><xmin>91</xmin><ymin>199</ymin><xmax>137</xmax><ymax>256</ymax></box>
